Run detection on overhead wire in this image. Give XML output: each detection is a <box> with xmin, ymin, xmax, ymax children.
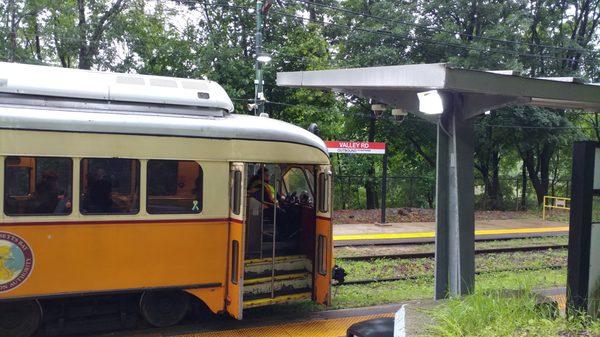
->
<box><xmin>183</xmin><ymin>0</ymin><xmax>589</xmax><ymax>64</ymax></box>
<box><xmin>5</xmin><ymin>1</ymin><xmax>596</xmax><ymax>133</ymax></box>
<box><xmin>283</xmin><ymin>0</ymin><xmax>590</xmax><ymax>55</ymax></box>
<box><xmin>267</xmin><ymin>8</ymin><xmax>584</xmax><ymax>64</ymax></box>
<box><xmin>6</xmin><ymin>0</ymin><xmax>593</xmax><ymax>68</ymax></box>
<box><xmin>174</xmin><ymin>1</ymin><xmax>600</xmax><ymax>132</ymax></box>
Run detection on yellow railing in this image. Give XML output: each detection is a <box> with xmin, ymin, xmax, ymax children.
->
<box><xmin>542</xmin><ymin>195</ymin><xmax>571</xmax><ymax>220</ymax></box>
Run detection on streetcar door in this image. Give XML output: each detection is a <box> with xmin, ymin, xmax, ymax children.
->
<box><xmin>226</xmin><ymin>163</ymin><xmax>246</xmax><ymax>319</ymax></box>
<box><xmin>314</xmin><ymin>165</ymin><xmax>333</xmax><ymax>305</ymax></box>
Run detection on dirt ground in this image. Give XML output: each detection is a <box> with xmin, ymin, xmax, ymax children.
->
<box><xmin>333</xmin><ymin>208</ymin><xmax>535</xmax><ymax>224</ymax></box>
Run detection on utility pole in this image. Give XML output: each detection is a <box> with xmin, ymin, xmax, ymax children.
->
<box><xmin>254</xmin><ymin>0</ymin><xmax>271</xmax><ymax>115</ymax></box>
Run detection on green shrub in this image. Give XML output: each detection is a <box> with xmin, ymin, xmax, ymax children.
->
<box><xmin>429</xmin><ymin>291</ymin><xmax>600</xmax><ymax>337</ymax></box>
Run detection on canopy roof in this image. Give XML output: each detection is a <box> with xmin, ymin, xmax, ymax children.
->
<box><xmin>277</xmin><ymin>63</ymin><xmax>600</xmax><ymax>298</ymax></box>
<box><xmin>277</xmin><ymin>63</ymin><xmax>600</xmax><ymax>117</ymax></box>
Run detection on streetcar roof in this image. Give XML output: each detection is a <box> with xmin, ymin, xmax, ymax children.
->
<box><xmin>0</xmin><ymin>96</ymin><xmax>329</xmax><ymax>156</ymax></box>
<box><xmin>0</xmin><ymin>63</ymin><xmax>328</xmax><ymax>155</ymax></box>
<box><xmin>0</xmin><ymin>62</ymin><xmax>234</xmax><ymax>114</ymax></box>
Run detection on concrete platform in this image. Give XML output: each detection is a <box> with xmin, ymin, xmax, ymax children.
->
<box><xmin>126</xmin><ymin>300</ymin><xmax>436</xmax><ymax>337</ymax></box>
<box><xmin>333</xmin><ymin>219</ymin><xmax>568</xmax><ymax>245</ymax></box>
<box><xmin>125</xmin><ymin>289</ymin><xmax>567</xmax><ymax>337</ymax></box>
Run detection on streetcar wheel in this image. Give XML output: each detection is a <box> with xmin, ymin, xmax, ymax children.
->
<box><xmin>0</xmin><ymin>300</ymin><xmax>42</xmax><ymax>337</ymax></box>
<box><xmin>139</xmin><ymin>291</ymin><xmax>190</xmax><ymax>327</ymax></box>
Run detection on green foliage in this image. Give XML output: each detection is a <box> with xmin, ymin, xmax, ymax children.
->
<box><xmin>331</xmin><ymin>268</ymin><xmax>567</xmax><ymax>309</ymax></box>
<box><xmin>0</xmin><ymin>0</ymin><xmax>598</xmax><ymax>210</ymax></box>
<box><xmin>430</xmin><ymin>291</ymin><xmax>600</xmax><ymax>337</ymax></box>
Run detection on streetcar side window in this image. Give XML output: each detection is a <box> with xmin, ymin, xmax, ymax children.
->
<box><xmin>4</xmin><ymin>156</ymin><xmax>73</xmax><ymax>216</ymax></box>
<box><xmin>147</xmin><ymin>160</ymin><xmax>203</xmax><ymax>214</ymax></box>
<box><xmin>80</xmin><ymin>158</ymin><xmax>140</xmax><ymax>214</ymax></box>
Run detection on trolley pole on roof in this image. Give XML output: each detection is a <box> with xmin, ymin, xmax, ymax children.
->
<box><xmin>254</xmin><ymin>0</ymin><xmax>272</xmax><ymax>116</ymax></box>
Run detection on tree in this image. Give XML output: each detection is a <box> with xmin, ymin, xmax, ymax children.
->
<box><xmin>500</xmin><ymin>106</ymin><xmax>577</xmax><ymax>205</ymax></box>
<box><xmin>75</xmin><ymin>0</ymin><xmax>127</xmax><ymax>69</ymax></box>
<box><xmin>0</xmin><ymin>0</ymin><xmax>598</xmax><ymax>211</ymax></box>
<box><xmin>474</xmin><ymin>112</ymin><xmax>509</xmax><ymax>209</ymax></box>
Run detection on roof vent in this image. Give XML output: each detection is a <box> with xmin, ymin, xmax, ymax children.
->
<box><xmin>259</xmin><ymin>112</ymin><xmax>269</xmax><ymax>118</ymax></box>
<box><xmin>149</xmin><ymin>78</ymin><xmax>178</xmax><ymax>88</ymax></box>
<box><xmin>181</xmin><ymin>80</ymin><xmax>210</xmax><ymax>91</ymax></box>
<box><xmin>116</xmin><ymin>76</ymin><xmax>145</xmax><ymax>85</ymax></box>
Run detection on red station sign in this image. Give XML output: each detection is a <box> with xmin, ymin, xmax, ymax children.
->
<box><xmin>325</xmin><ymin>141</ymin><xmax>386</xmax><ymax>154</ymax></box>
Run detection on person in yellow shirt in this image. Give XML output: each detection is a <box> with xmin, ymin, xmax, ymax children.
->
<box><xmin>248</xmin><ymin>167</ymin><xmax>279</xmax><ymax>207</ymax></box>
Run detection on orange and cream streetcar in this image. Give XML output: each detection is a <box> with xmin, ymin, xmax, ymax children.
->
<box><xmin>0</xmin><ymin>62</ymin><xmax>333</xmax><ymax>336</ymax></box>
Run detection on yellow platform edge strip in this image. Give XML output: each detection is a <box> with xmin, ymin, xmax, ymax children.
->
<box><xmin>334</xmin><ymin>226</ymin><xmax>569</xmax><ymax>241</ymax></box>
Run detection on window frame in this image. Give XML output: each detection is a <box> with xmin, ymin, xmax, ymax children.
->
<box><xmin>79</xmin><ymin>157</ymin><xmax>141</xmax><ymax>215</ymax></box>
<box><xmin>3</xmin><ymin>156</ymin><xmax>73</xmax><ymax>217</ymax></box>
<box><xmin>282</xmin><ymin>166</ymin><xmax>315</xmax><ymax>198</ymax></box>
<box><xmin>318</xmin><ymin>172</ymin><xmax>329</xmax><ymax>213</ymax></box>
<box><xmin>146</xmin><ymin>159</ymin><xmax>203</xmax><ymax>215</ymax></box>
<box><xmin>317</xmin><ymin>234</ymin><xmax>327</xmax><ymax>276</ymax></box>
<box><xmin>231</xmin><ymin>240</ymin><xmax>240</xmax><ymax>284</ymax></box>
<box><xmin>231</xmin><ymin>170</ymin><xmax>242</xmax><ymax>215</ymax></box>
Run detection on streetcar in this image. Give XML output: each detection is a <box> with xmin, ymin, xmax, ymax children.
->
<box><xmin>0</xmin><ymin>62</ymin><xmax>333</xmax><ymax>336</ymax></box>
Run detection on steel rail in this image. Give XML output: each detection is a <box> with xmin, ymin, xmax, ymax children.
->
<box><xmin>338</xmin><ymin>264</ymin><xmax>566</xmax><ymax>286</ymax></box>
<box><xmin>336</xmin><ymin>244</ymin><xmax>568</xmax><ymax>261</ymax></box>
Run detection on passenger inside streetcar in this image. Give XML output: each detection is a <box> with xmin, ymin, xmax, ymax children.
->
<box><xmin>3</xmin><ymin>156</ymin><xmax>72</xmax><ymax>215</ymax></box>
<box><xmin>245</xmin><ymin>164</ymin><xmax>316</xmax><ymax>259</ymax></box>
<box><xmin>86</xmin><ymin>168</ymin><xmax>114</xmax><ymax>213</ymax></box>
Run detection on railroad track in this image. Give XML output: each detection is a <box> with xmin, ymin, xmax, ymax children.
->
<box><xmin>338</xmin><ymin>264</ymin><xmax>566</xmax><ymax>286</ymax></box>
<box><xmin>336</xmin><ymin>244</ymin><xmax>568</xmax><ymax>261</ymax></box>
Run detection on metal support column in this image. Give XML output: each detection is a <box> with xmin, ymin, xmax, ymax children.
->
<box><xmin>567</xmin><ymin>141</ymin><xmax>596</xmax><ymax>316</ymax></box>
<box><xmin>380</xmin><ymin>145</ymin><xmax>388</xmax><ymax>224</ymax></box>
<box><xmin>434</xmin><ymin>95</ymin><xmax>476</xmax><ymax>299</ymax></box>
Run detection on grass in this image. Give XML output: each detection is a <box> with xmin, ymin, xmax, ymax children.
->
<box><xmin>247</xmin><ymin>246</ymin><xmax>569</xmax><ymax>319</ymax></box>
<box><xmin>543</xmin><ymin>209</ymin><xmax>571</xmax><ymax>222</ymax></box>
<box><xmin>250</xmin><ymin>237</ymin><xmax>588</xmax><ymax>334</ymax></box>
<box><xmin>245</xmin><ymin>268</ymin><xmax>572</xmax><ymax>334</ymax></box>
<box><xmin>249</xmin><ymin>239</ymin><xmax>575</xmax><ymax>332</ymax></box>
<box><xmin>429</xmin><ymin>291</ymin><xmax>600</xmax><ymax>337</ymax></box>
<box><xmin>331</xmin><ymin>277</ymin><xmax>432</xmax><ymax>309</ymax></box>
<box><xmin>330</xmin><ymin>268</ymin><xmax>566</xmax><ymax>309</ymax></box>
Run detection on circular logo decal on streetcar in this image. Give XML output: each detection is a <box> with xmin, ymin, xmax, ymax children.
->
<box><xmin>0</xmin><ymin>232</ymin><xmax>33</xmax><ymax>292</ymax></box>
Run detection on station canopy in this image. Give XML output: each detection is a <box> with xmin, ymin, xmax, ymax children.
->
<box><xmin>277</xmin><ymin>63</ymin><xmax>600</xmax><ymax>300</ymax></box>
<box><xmin>277</xmin><ymin>63</ymin><xmax>600</xmax><ymax>119</ymax></box>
